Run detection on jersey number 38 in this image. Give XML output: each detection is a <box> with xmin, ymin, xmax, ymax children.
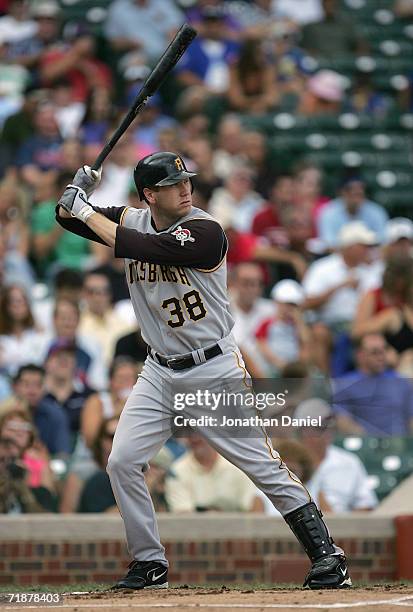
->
<box><xmin>162</xmin><ymin>290</ymin><xmax>207</xmax><ymax>328</ymax></box>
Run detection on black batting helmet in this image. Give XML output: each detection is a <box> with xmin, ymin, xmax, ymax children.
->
<box><xmin>134</xmin><ymin>151</ymin><xmax>197</xmax><ymax>202</ymax></box>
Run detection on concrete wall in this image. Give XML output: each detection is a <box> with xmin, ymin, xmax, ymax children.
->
<box><xmin>0</xmin><ymin>514</ymin><xmax>398</xmax><ymax>586</ymax></box>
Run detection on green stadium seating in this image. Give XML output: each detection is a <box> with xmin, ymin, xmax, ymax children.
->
<box><xmin>334</xmin><ymin>436</ymin><xmax>413</xmax><ymax>501</ymax></box>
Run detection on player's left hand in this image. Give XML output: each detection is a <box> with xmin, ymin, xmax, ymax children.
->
<box><xmin>58</xmin><ymin>184</ymin><xmax>95</xmax><ymax>223</ymax></box>
<box><xmin>72</xmin><ymin>165</ymin><xmax>102</xmax><ymax>197</ymax></box>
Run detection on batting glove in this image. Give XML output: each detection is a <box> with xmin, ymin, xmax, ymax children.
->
<box><xmin>71</xmin><ymin>165</ymin><xmax>102</xmax><ymax>197</ymax></box>
<box><xmin>58</xmin><ymin>185</ymin><xmax>95</xmax><ymax>223</ymax></box>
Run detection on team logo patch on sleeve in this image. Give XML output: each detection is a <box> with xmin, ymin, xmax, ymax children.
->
<box><xmin>172</xmin><ymin>226</ymin><xmax>195</xmax><ymax>246</ymax></box>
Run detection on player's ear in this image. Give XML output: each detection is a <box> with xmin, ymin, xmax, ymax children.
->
<box><xmin>143</xmin><ymin>187</ymin><xmax>156</xmax><ymax>205</ymax></box>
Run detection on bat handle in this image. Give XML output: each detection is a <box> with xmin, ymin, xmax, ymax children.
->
<box><xmin>91</xmin><ymin>148</ymin><xmax>110</xmax><ymax>172</ymax></box>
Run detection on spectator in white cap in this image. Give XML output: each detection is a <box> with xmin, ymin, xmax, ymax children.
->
<box><xmin>384</xmin><ymin>217</ymin><xmax>413</xmax><ymax>259</ymax></box>
<box><xmin>298</xmin><ymin>70</ymin><xmax>347</xmax><ymax>116</ymax></box>
<box><xmin>317</xmin><ymin>176</ymin><xmax>388</xmax><ymax>250</ymax></box>
<box><xmin>293</xmin><ymin>398</ymin><xmax>378</xmax><ymax>513</ymax></box>
<box><xmin>255</xmin><ymin>279</ymin><xmax>311</xmax><ymax>375</ymax></box>
<box><xmin>302</xmin><ymin>221</ymin><xmax>377</xmax><ymax>373</ymax></box>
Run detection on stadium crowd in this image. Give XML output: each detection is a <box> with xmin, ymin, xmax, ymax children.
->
<box><xmin>0</xmin><ymin>0</ymin><xmax>412</xmax><ymax>515</ymax></box>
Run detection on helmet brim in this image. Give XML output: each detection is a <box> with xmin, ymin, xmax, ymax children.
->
<box><xmin>155</xmin><ymin>171</ymin><xmax>197</xmax><ymax>187</ymax></box>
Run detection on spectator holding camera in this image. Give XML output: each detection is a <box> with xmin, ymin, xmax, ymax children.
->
<box><xmin>0</xmin><ymin>408</ymin><xmax>56</xmax><ymax>498</ymax></box>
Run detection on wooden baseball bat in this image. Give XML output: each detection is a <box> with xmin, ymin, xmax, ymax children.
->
<box><xmin>91</xmin><ymin>23</ymin><xmax>197</xmax><ymax>171</ymax></box>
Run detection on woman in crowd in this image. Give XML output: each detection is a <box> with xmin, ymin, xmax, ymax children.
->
<box><xmin>227</xmin><ymin>39</ymin><xmax>278</xmax><ymax>114</ymax></box>
<box><xmin>81</xmin><ymin>357</ymin><xmax>141</xmax><ymax>448</ymax></box>
<box><xmin>0</xmin><ymin>285</ymin><xmax>48</xmax><ymax>376</ymax></box>
<box><xmin>0</xmin><ymin>408</ymin><xmax>56</xmax><ymax>511</ymax></box>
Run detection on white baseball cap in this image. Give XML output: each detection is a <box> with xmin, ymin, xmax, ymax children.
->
<box><xmin>293</xmin><ymin>398</ymin><xmax>334</xmax><ymax>426</ymax></box>
<box><xmin>270</xmin><ymin>279</ymin><xmax>304</xmax><ymax>305</ymax></box>
<box><xmin>338</xmin><ymin>221</ymin><xmax>377</xmax><ymax>248</ymax></box>
<box><xmin>308</xmin><ymin>70</ymin><xmax>347</xmax><ymax>102</ymax></box>
<box><xmin>385</xmin><ymin>217</ymin><xmax>413</xmax><ymax>244</ymax></box>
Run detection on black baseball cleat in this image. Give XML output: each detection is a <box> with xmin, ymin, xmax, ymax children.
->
<box><xmin>304</xmin><ymin>555</ymin><xmax>352</xmax><ymax>589</ymax></box>
<box><xmin>112</xmin><ymin>560</ymin><xmax>168</xmax><ymax>590</ymax></box>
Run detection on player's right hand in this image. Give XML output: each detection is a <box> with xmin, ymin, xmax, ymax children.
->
<box><xmin>72</xmin><ymin>165</ymin><xmax>102</xmax><ymax>197</ymax></box>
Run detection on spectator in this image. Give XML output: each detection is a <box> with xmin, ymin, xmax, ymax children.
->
<box><xmin>229</xmin><ymin>263</ymin><xmax>275</xmax><ymax>377</ymax></box>
<box><xmin>352</xmin><ymin>256</ymin><xmax>413</xmax><ymax>343</ymax></box>
<box><xmin>395</xmin><ymin>0</ymin><xmax>413</xmax><ymax>16</ymax></box>
<box><xmin>346</xmin><ymin>71</ymin><xmax>392</xmax><ymax>118</ymax></box>
<box><xmin>1</xmin><ymin>89</ymin><xmax>48</xmax><ymax>173</ymax></box>
<box><xmin>276</xmin><ymin>0</ymin><xmax>323</xmax><ymax>26</ymax></box>
<box><xmin>32</xmin><ymin>267</ymin><xmax>84</xmax><ymax>331</ymax></box>
<box><xmin>0</xmin><ymin>0</ymin><xmax>36</xmax><ymax>50</ymax></box>
<box><xmin>12</xmin><ymin>364</ymin><xmax>71</xmax><ymax>456</ymax></box>
<box><xmin>81</xmin><ymin>357</ymin><xmax>140</xmax><ymax>448</ymax></box>
<box><xmin>31</xmin><ymin>171</ymin><xmax>91</xmax><ymax>278</ymax></box>
<box><xmin>301</xmin><ymin>0</ymin><xmax>366</xmax><ymax>58</ymax></box>
<box><xmin>383</xmin><ymin>217</ymin><xmax>413</xmax><ymax>261</ymax></box>
<box><xmin>39</xmin><ymin>15</ymin><xmax>112</xmax><ymax>104</ymax></box>
<box><xmin>77</xmin><ymin>416</ymin><xmax>118</xmax><ymax>513</ymax></box>
<box><xmin>15</xmin><ymin>102</ymin><xmax>63</xmax><ymax>189</ymax></box>
<box><xmin>209</xmin><ymin>165</ymin><xmax>264</xmax><ymax>232</ymax></box>
<box><xmin>333</xmin><ymin>333</ymin><xmax>413</xmax><ymax>436</ymax></box>
<box><xmin>88</xmin><ymin>133</ymin><xmax>135</xmax><ymax>209</ymax></box>
<box><xmin>144</xmin><ymin>446</ymin><xmax>174</xmax><ymax>513</ymax></box>
<box><xmin>252</xmin><ymin>174</ymin><xmax>295</xmax><ymax>247</ymax></box>
<box><xmin>0</xmin><ymin>36</ymin><xmax>29</xmax><ymax>127</ymax></box>
<box><xmin>104</xmin><ymin>0</ymin><xmax>183</xmax><ymax>63</ymax></box>
<box><xmin>220</xmin><ymin>210</ymin><xmax>308</xmax><ymax>281</ymax></box>
<box><xmin>227</xmin><ymin>39</ymin><xmax>277</xmax><ymax>114</ymax></box>
<box><xmin>256</xmin><ymin>438</ymin><xmax>315</xmax><ymax>515</ymax></box>
<box><xmin>317</xmin><ymin>176</ymin><xmax>388</xmax><ymax>249</ymax></box>
<box><xmin>0</xmin><ymin>437</ymin><xmax>50</xmax><ymax>513</ymax></box>
<box><xmin>241</xmin><ymin>131</ymin><xmax>275</xmax><ymax>200</ymax></box>
<box><xmin>165</xmin><ymin>434</ymin><xmax>263</xmax><ymax>512</ymax></box>
<box><xmin>293</xmin><ymin>161</ymin><xmax>329</xmax><ymax>229</ymax></box>
<box><xmin>92</xmin><ymin>254</ymin><xmax>131</xmax><ymax>304</ymax></box>
<box><xmin>78</xmin><ymin>272</ymin><xmax>133</xmax><ymax>367</ymax></box>
<box><xmin>294</xmin><ymin>398</ymin><xmax>378</xmax><ymax>512</ymax></box>
<box><xmin>113</xmin><ymin>328</ymin><xmax>148</xmax><ymax>363</ymax></box>
<box><xmin>0</xmin><ymin>285</ymin><xmax>48</xmax><ymax>376</ymax></box>
<box><xmin>0</xmin><ymin>408</ymin><xmax>56</xmax><ymax>505</ymax></box>
<box><xmin>212</xmin><ymin>114</ymin><xmax>244</xmax><ymax>180</ymax></box>
<box><xmin>302</xmin><ymin>221</ymin><xmax>377</xmax><ymax>373</ymax></box>
<box><xmin>43</xmin><ymin>340</ymin><xmax>93</xmax><ymax>436</ymax></box>
<box><xmin>5</xmin><ymin>1</ymin><xmax>60</xmax><ymax>71</ymax></box>
<box><xmin>256</xmin><ymin>280</ymin><xmax>311</xmax><ymax>375</ymax></box>
<box><xmin>297</xmin><ymin>69</ymin><xmax>347</xmax><ymax>116</ymax></box>
<box><xmin>46</xmin><ymin>298</ymin><xmax>107</xmax><ymax>390</ymax></box>
<box><xmin>0</xmin><ymin>179</ymin><xmax>30</xmax><ymax>258</ymax></box>
<box><xmin>185</xmin><ymin>137</ymin><xmax>222</xmax><ymax>210</ymax></box>
<box><xmin>279</xmin><ymin>206</ymin><xmax>315</xmax><ymax>272</ymax></box>
<box><xmin>79</xmin><ymin>87</ymin><xmax>113</xmax><ymax>155</ymax></box>
<box><xmin>176</xmin><ymin>7</ymin><xmax>239</xmax><ymax>108</ymax></box>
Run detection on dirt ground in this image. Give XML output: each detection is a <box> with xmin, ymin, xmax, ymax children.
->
<box><xmin>4</xmin><ymin>584</ymin><xmax>412</xmax><ymax>612</ymax></box>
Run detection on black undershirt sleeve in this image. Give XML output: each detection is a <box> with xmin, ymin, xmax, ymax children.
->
<box><xmin>115</xmin><ymin>219</ymin><xmax>227</xmax><ymax>270</ymax></box>
<box><xmin>55</xmin><ymin>205</ymin><xmax>126</xmax><ymax>246</ymax></box>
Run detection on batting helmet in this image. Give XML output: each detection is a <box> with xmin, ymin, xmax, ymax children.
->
<box><xmin>134</xmin><ymin>152</ymin><xmax>197</xmax><ymax>202</ymax></box>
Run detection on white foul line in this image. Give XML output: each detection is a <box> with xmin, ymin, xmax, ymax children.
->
<box><xmin>2</xmin><ymin>594</ymin><xmax>413</xmax><ymax>610</ymax></box>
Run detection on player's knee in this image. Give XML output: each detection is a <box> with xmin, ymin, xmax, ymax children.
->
<box><xmin>106</xmin><ymin>448</ymin><xmax>145</xmax><ymax>477</ymax></box>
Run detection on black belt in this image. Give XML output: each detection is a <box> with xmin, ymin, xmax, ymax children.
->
<box><xmin>148</xmin><ymin>343</ymin><xmax>222</xmax><ymax>370</ymax></box>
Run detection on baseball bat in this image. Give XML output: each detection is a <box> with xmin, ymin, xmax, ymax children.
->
<box><xmin>91</xmin><ymin>23</ymin><xmax>197</xmax><ymax>171</ymax></box>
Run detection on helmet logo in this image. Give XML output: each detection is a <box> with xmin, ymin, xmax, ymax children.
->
<box><xmin>172</xmin><ymin>226</ymin><xmax>195</xmax><ymax>246</ymax></box>
<box><xmin>174</xmin><ymin>157</ymin><xmax>184</xmax><ymax>171</ymax></box>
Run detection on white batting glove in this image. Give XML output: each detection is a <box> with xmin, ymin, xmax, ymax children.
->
<box><xmin>58</xmin><ymin>185</ymin><xmax>95</xmax><ymax>223</ymax></box>
<box><xmin>71</xmin><ymin>165</ymin><xmax>102</xmax><ymax>197</ymax></box>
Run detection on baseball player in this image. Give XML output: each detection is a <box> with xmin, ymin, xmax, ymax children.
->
<box><xmin>56</xmin><ymin>152</ymin><xmax>351</xmax><ymax>590</ymax></box>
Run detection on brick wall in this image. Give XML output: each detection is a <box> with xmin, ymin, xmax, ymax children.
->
<box><xmin>0</xmin><ymin>515</ymin><xmax>398</xmax><ymax>586</ymax></box>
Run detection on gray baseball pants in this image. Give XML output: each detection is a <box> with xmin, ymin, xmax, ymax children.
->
<box><xmin>107</xmin><ymin>337</ymin><xmax>311</xmax><ymax>564</ymax></box>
